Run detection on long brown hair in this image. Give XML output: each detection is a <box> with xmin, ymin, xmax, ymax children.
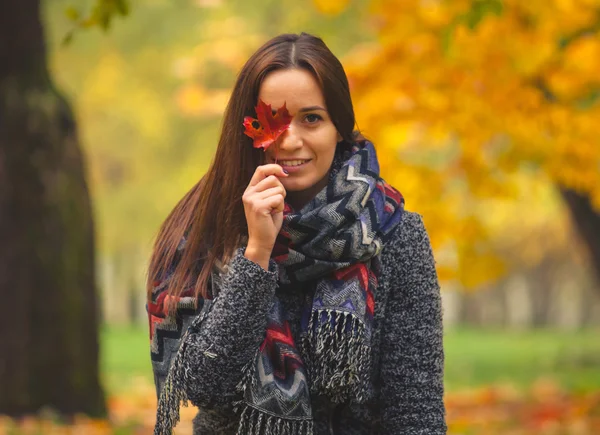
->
<box><xmin>147</xmin><ymin>32</ymin><xmax>362</xmax><ymax>311</ymax></box>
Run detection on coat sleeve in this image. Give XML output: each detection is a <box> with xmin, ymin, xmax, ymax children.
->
<box><xmin>379</xmin><ymin>213</ymin><xmax>447</xmax><ymax>434</ymax></box>
<box><xmin>148</xmin><ymin>246</ymin><xmax>278</xmax><ymax>410</ymax></box>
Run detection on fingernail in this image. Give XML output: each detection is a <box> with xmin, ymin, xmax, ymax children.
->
<box><xmin>283</xmin><ymin>169</ymin><xmax>289</xmax><ymax>175</ymax></box>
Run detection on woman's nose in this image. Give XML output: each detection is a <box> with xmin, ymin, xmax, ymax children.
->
<box><xmin>277</xmin><ymin>124</ymin><xmax>302</xmax><ymax>151</ymax></box>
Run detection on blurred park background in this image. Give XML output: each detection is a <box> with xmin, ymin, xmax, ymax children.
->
<box><xmin>1</xmin><ymin>0</ymin><xmax>600</xmax><ymax>433</ymax></box>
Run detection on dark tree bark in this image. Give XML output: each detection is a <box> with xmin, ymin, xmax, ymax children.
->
<box><xmin>0</xmin><ymin>0</ymin><xmax>106</xmax><ymax>417</ymax></box>
<box><xmin>560</xmin><ymin>188</ymin><xmax>600</xmax><ymax>291</ymax></box>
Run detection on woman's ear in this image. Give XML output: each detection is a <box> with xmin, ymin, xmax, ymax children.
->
<box><xmin>336</xmin><ymin>132</ymin><xmax>342</xmax><ymax>142</ymax></box>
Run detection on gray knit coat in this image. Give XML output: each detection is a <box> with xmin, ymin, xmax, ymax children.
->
<box><xmin>151</xmin><ymin>211</ymin><xmax>446</xmax><ymax>434</ymax></box>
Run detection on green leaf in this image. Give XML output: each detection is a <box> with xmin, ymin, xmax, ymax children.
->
<box><xmin>65</xmin><ymin>6</ymin><xmax>80</xmax><ymax>21</ymax></box>
<box><xmin>440</xmin><ymin>24</ymin><xmax>455</xmax><ymax>54</ymax></box>
<box><xmin>61</xmin><ymin>30</ymin><xmax>75</xmax><ymax>46</ymax></box>
<box><xmin>576</xmin><ymin>88</ymin><xmax>600</xmax><ymax>109</ymax></box>
<box><xmin>115</xmin><ymin>0</ymin><xmax>130</xmax><ymax>16</ymax></box>
<box><xmin>441</xmin><ymin>0</ymin><xmax>505</xmax><ymax>52</ymax></box>
<box><xmin>464</xmin><ymin>0</ymin><xmax>504</xmax><ymax>30</ymax></box>
<box><xmin>91</xmin><ymin>2</ymin><xmax>112</xmax><ymax>31</ymax></box>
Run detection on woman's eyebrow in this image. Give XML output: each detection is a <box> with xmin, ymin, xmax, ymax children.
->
<box><xmin>298</xmin><ymin>105</ymin><xmax>327</xmax><ymax>113</ymax></box>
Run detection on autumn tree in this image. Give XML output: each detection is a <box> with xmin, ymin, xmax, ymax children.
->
<box><xmin>342</xmin><ymin>0</ymin><xmax>600</xmax><ymax>288</ymax></box>
<box><xmin>0</xmin><ymin>0</ymin><xmax>105</xmax><ymax>416</ymax></box>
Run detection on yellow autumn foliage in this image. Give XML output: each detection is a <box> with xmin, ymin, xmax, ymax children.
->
<box><xmin>312</xmin><ymin>0</ymin><xmax>350</xmax><ymax>15</ymax></box>
<box><xmin>345</xmin><ymin>0</ymin><xmax>600</xmax><ymax>288</ymax></box>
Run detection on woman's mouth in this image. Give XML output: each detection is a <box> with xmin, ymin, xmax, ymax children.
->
<box><xmin>277</xmin><ymin>159</ymin><xmax>312</xmax><ymax>173</ymax></box>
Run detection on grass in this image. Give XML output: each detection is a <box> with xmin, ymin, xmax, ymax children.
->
<box><xmin>444</xmin><ymin>328</ymin><xmax>600</xmax><ymax>392</ymax></box>
<box><xmin>100</xmin><ymin>326</ymin><xmax>154</xmax><ymax>395</ymax></box>
<box><xmin>101</xmin><ymin>325</ymin><xmax>600</xmax><ymax>395</ymax></box>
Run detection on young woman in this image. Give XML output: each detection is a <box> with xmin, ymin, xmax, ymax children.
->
<box><xmin>148</xmin><ymin>32</ymin><xmax>446</xmax><ymax>435</ymax></box>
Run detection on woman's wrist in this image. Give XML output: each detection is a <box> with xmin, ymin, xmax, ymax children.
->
<box><xmin>244</xmin><ymin>243</ymin><xmax>272</xmax><ymax>271</ymax></box>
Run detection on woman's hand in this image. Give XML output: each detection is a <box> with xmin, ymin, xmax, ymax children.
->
<box><xmin>242</xmin><ymin>164</ymin><xmax>288</xmax><ymax>269</ymax></box>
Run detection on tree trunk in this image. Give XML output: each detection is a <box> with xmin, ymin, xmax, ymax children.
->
<box><xmin>560</xmin><ymin>188</ymin><xmax>600</xmax><ymax>293</ymax></box>
<box><xmin>0</xmin><ymin>0</ymin><xmax>106</xmax><ymax>417</ymax></box>
<box><xmin>527</xmin><ymin>259</ymin><xmax>556</xmax><ymax>327</ymax></box>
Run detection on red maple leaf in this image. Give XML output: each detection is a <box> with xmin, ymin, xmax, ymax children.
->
<box><xmin>243</xmin><ymin>100</ymin><xmax>293</xmax><ymax>156</ymax></box>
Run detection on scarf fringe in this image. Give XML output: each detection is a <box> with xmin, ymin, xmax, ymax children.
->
<box><xmin>236</xmin><ymin>347</ymin><xmax>261</xmax><ymax>394</ymax></box>
<box><xmin>236</xmin><ymin>405</ymin><xmax>314</xmax><ymax>435</ymax></box>
<box><xmin>301</xmin><ymin>309</ymin><xmax>372</xmax><ymax>404</ymax></box>
<box><xmin>235</xmin><ymin>347</ymin><xmax>313</xmax><ymax>434</ymax></box>
<box><xmin>153</xmin><ymin>303</ymin><xmax>214</xmax><ymax>435</ymax></box>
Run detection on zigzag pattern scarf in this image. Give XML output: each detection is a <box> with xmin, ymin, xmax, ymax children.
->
<box><xmin>155</xmin><ymin>140</ymin><xmax>404</xmax><ymax>435</ymax></box>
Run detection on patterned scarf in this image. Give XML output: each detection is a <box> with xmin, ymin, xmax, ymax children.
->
<box><xmin>154</xmin><ymin>140</ymin><xmax>404</xmax><ymax>435</ymax></box>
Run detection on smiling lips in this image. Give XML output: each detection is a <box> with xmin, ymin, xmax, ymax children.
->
<box><xmin>277</xmin><ymin>159</ymin><xmax>312</xmax><ymax>173</ymax></box>
<box><xmin>278</xmin><ymin>159</ymin><xmax>311</xmax><ymax>167</ymax></box>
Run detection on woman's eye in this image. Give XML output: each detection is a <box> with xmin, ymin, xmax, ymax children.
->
<box><xmin>304</xmin><ymin>114</ymin><xmax>322</xmax><ymax>124</ymax></box>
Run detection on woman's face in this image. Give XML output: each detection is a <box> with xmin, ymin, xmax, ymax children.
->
<box><xmin>258</xmin><ymin>68</ymin><xmax>342</xmax><ymax>193</ymax></box>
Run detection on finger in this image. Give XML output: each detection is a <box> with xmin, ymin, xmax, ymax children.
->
<box><xmin>244</xmin><ymin>175</ymin><xmax>278</xmax><ymax>198</ymax></box>
<box><xmin>253</xmin><ymin>175</ymin><xmax>286</xmax><ymax>194</ymax></box>
<box><xmin>255</xmin><ymin>186</ymin><xmax>286</xmax><ymax>201</ymax></box>
<box><xmin>260</xmin><ymin>194</ymin><xmax>285</xmax><ymax>215</ymax></box>
<box><xmin>248</xmin><ymin>164</ymin><xmax>288</xmax><ymax>187</ymax></box>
